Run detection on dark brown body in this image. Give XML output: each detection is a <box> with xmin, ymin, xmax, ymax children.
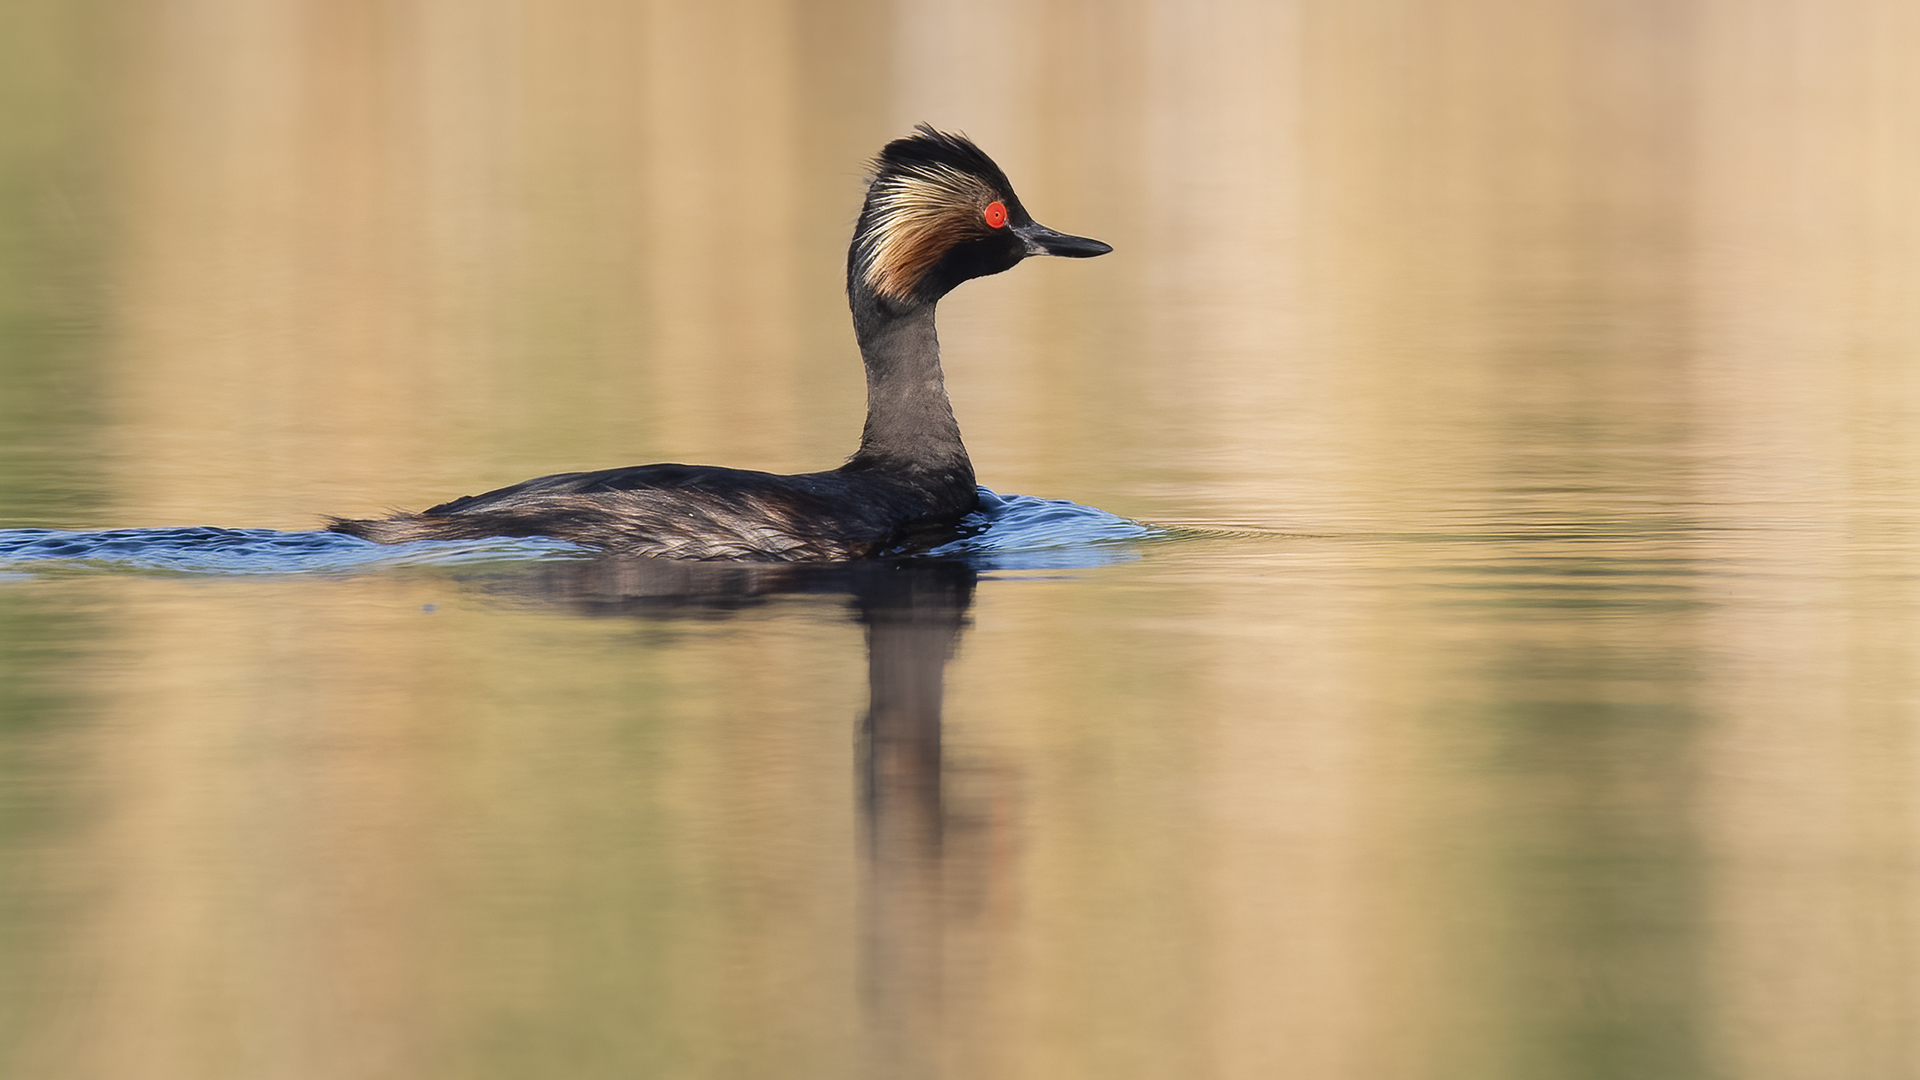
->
<box><xmin>334</xmin><ymin>460</ymin><xmax>976</xmax><ymax>560</ymax></box>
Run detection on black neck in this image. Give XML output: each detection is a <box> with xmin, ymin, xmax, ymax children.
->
<box><xmin>843</xmin><ymin>293</ymin><xmax>973</xmax><ymax>488</ymax></box>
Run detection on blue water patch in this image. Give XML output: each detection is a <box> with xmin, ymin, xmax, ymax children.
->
<box><xmin>930</xmin><ymin>489</ymin><xmax>1156</xmax><ymax>569</ymax></box>
<box><xmin>0</xmin><ymin>526</ymin><xmax>586</xmax><ymax>575</ymax></box>
<box><xmin>0</xmin><ymin>489</ymin><xmax>1155</xmax><ymax>577</ymax></box>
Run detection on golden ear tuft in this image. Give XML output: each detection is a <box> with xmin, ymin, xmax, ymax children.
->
<box><xmin>858</xmin><ymin>163</ymin><xmax>998</xmax><ymax>302</ymax></box>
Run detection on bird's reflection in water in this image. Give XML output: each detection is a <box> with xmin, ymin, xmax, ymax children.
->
<box><xmin>480</xmin><ymin>554</ymin><xmax>991</xmax><ymax>1078</ymax></box>
<box><xmin>854</xmin><ymin>561</ymin><xmax>981</xmax><ymax>1080</ymax></box>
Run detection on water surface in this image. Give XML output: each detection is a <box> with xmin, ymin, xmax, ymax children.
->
<box><xmin>3</xmin><ymin>2</ymin><xmax>1919</xmax><ymax>1079</ymax></box>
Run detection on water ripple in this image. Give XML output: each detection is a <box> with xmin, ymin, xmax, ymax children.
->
<box><xmin>0</xmin><ymin>526</ymin><xmax>586</xmax><ymax>575</ymax></box>
<box><xmin>927</xmin><ymin>489</ymin><xmax>1156</xmax><ymax>568</ymax></box>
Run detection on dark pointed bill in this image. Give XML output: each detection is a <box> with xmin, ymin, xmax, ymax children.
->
<box><xmin>1015</xmin><ymin>221</ymin><xmax>1113</xmax><ymax>258</ymax></box>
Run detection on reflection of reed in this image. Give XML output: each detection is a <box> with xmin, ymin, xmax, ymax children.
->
<box><xmin>36</xmin><ymin>0</ymin><xmax>1920</xmax><ymax>1076</ymax></box>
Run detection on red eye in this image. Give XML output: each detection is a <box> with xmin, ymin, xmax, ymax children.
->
<box><xmin>983</xmin><ymin>200</ymin><xmax>1008</xmax><ymax>229</ymax></box>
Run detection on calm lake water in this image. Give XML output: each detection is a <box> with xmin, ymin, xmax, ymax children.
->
<box><xmin>4</xmin><ymin>2</ymin><xmax>1919</xmax><ymax>1078</ymax></box>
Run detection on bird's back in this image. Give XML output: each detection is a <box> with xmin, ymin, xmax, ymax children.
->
<box><xmin>330</xmin><ymin>462</ymin><xmax>977</xmax><ymax>560</ymax></box>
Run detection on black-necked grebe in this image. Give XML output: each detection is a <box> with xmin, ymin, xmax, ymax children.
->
<box><xmin>328</xmin><ymin>126</ymin><xmax>1111</xmax><ymax>560</ymax></box>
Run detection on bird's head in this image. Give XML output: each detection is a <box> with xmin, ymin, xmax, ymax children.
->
<box><xmin>849</xmin><ymin>125</ymin><xmax>1111</xmax><ymax>310</ymax></box>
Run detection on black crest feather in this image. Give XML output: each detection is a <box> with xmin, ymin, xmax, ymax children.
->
<box><xmin>872</xmin><ymin>124</ymin><xmax>1015</xmax><ymax>195</ymax></box>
